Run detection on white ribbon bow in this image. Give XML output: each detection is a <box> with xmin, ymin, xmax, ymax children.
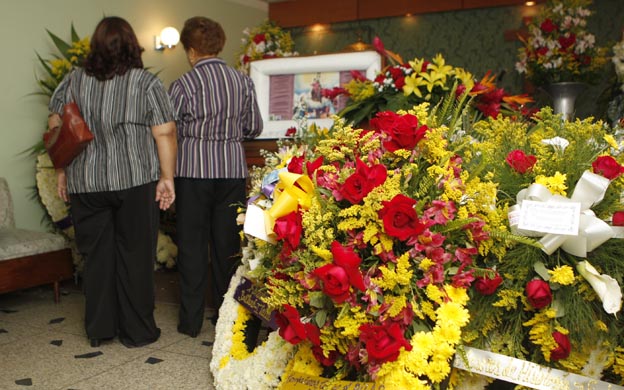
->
<box><xmin>508</xmin><ymin>171</ymin><xmax>615</xmax><ymax>257</ymax></box>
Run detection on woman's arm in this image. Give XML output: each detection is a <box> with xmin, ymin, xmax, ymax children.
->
<box><xmin>151</xmin><ymin>121</ymin><xmax>177</xmax><ymax>210</ymax></box>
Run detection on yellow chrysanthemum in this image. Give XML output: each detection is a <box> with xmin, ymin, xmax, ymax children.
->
<box><xmin>548</xmin><ymin>265</ymin><xmax>575</xmax><ymax>286</ymax></box>
<box><xmin>535</xmin><ymin>172</ymin><xmax>568</xmax><ymax>196</ymax></box>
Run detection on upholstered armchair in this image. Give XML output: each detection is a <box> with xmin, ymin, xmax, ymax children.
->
<box><xmin>0</xmin><ymin>177</ymin><xmax>73</xmax><ymax>302</ymax></box>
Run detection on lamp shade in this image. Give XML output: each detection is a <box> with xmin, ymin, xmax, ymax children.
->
<box><xmin>160</xmin><ymin>27</ymin><xmax>180</xmax><ymax>47</ymax></box>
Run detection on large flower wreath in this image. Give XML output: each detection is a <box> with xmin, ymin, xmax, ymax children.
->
<box><xmin>214</xmin><ymin>99</ymin><xmax>511</xmax><ymax>388</ymax></box>
<box><xmin>460</xmin><ymin>107</ymin><xmax>624</xmax><ymax>387</ymax></box>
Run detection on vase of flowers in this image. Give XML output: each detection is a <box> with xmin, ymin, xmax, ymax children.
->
<box><xmin>541</xmin><ymin>81</ymin><xmax>587</xmax><ymax>120</ymax></box>
<box><xmin>515</xmin><ymin>0</ymin><xmax>609</xmax><ymax>119</ymax></box>
<box><xmin>235</xmin><ymin>20</ymin><xmax>297</xmax><ymax>75</ymax></box>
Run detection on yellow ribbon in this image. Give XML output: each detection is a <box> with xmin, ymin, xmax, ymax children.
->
<box><xmin>508</xmin><ymin>171</ymin><xmax>615</xmax><ymax>257</ymax></box>
<box><xmin>265</xmin><ymin>171</ymin><xmax>315</xmax><ymax>236</ymax></box>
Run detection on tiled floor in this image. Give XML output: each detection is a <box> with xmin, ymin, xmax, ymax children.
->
<box><xmin>0</xmin><ymin>272</ymin><xmax>216</xmax><ymax>390</ymax></box>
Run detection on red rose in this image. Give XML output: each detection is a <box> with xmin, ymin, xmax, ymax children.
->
<box><xmin>305</xmin><ymin>323</ymin><xmax>321</xmax><ymax>346</ymax></box>
<box><xmin>339</xmin><ymin>158</ymin><xmax>387</xmax><ymax>204</ymax></box>
<box><xmin>525</xmin><ymin>279</ymin><xmax>552</xmax><ymax>309</ymax></box>
<box><xmin>359</xmin><ymin>322</ymin><xmax>412</xmax><ymax>363</ymax></box>
<box><xmin>313</xmin><ymin>346</ymin><xmax>338</xmax><ymax>366</ymax></box>
<box><xmin>613</xmin><ymin>211</ymin><xmax>624</xmax><ymax>226</ymax></box>
<box><xmin>558</xmin><ymin>33</ymin><xmax>576</xmax><ymax>51</ymax></box>
<box><xmin>287</xmin><ymin>155</ymin><xmax>304</xmax><ymax>173</ymax></box>
<box><xmin>540</xmin><ymin>18</ymin><xmax>558</xmax><ymax>34</ymax></box>
<box><xmin>252</xmin><ymin>33</ymin><xmax>266</xmax><ymax>44</ymax></box>
<box><xmin>370</xmin><ymin>111</ymin><xmax>429</xmax><ymax>152</ymax></box>
<box><xmin>331</xmin><ymin>241</ymin><xmax>365</xmax><ymax>291</ymax></box>
<box><xmin>379</xmin><ymin>194</ymin><xmax>426</xmax><ymax>241</ymax></box>
<box><xmin>394</xmin><ymin>76</ymin><xmax>405</xmax><ymax>89</ymax></box>
<box><xmin>550</xmin><ymin>331</ymin><xmax>571</xmax><ymax>361</ymax></box>
<box><xmin>474</xmin><ymin>270</ymin><xmax>503</xmax><ymax>295</ymax></box>
<box><xmin>536</xmin><ymin>46</ymin><xmax>549</xmax><ymax>57</ymax></box>
<box><xmin>285</xmin><ymin>127</ymin><xmax>297</xmax><ymax>137</ymax></box>
<box><xmin>275</xmin><ymin>304</ymin><xmax>307</xmax><ymax>344</ymax></box>
<box><xmin>305</xmin><ymin>156</ymin><xmax>324</xmax><ymax>177</ymax></box>
<box><xmin>273</xmin><ymin>211</ymin><xmax>302</xmax><ymax>253</ymax></box>
<box><xmin>592</xmin><ymin>155</ymin><xmax>624</xmax><ymax>180</ymax></box>
<box><xmin>313</xmin><ymin>264</ymin><xmax>351</xmax><ymax>303</ymax></box>
<box><xmin>506</xmin><ymin>150</ymin><xmax>537</xmax><ymax>174</ymax></box>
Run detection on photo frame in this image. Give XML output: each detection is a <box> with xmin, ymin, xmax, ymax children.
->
<box><xmin>250</xmin><ymin>51</ymin><xmax>382</xmax><ymax>139</ymax></box>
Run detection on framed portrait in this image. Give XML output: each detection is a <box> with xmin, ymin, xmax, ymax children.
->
<box><xmin>249</xmin><ymin>51</ymin><xmax>382</xmax><ymax>139</ymax></box>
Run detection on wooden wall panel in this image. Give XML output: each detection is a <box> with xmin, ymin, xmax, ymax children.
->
<box><xmin>358</xmin><ymin>0</ymin><xmax>463</xmax><ymax>20</ymax></box>
<box><xmin>462</xmin><ymin>0</ymin><xmax>541</xmax><ymax>9</ymax></box>
<box><xmin>270</xmin><ymin>0</ymin><xmax>543</xmax><ymax>28</ymax></box>
<box><xmin>269</xmin><ymin>0</ymin><xmax>358</xmax><ymax>28</ymax></box>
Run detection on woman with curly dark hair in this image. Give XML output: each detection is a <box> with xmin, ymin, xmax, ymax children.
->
<box><xmin>47</xmin><ymin>16</ymin><xmax>177</xmax><ymax>348</ymax></box>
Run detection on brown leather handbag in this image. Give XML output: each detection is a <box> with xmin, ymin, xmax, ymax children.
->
<box><xmin>43</xmin><ymin>101</ymin><xmax>94</xmax><ymax>169</ymax></box>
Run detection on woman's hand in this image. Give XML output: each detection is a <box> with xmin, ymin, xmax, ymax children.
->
<box><xmin>151</xmin><ymin>121</ymin><xmax>177</xmax><ymax>210</ymax></box>
<box><xmin>155</xmin><ymin>178</ymin><xmax>175</xmax><ymax>210</ymax></box>
<box><xmin>56</xmin><ymin>168</ymin><xmax>69</xmax><ymax>202</ymax></box>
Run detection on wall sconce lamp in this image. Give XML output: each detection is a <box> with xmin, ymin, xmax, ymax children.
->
<box><xmin>154</xmin><ymin>27</ymin><xmax>180</xmax><ymax>51</ymax></box>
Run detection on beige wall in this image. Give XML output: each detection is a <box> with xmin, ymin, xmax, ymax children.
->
<box><xmin>0</xmin><ymin>0</ymin><xmax>267</xmax><ymax>231</ymax></box>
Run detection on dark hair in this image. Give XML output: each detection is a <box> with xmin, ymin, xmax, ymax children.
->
<box><xmin>84</xmin><ymin>17</ymin><xmax>144</xmax><ymax>81</ymax></box>
<box><xmin>180</xmin><ymin>17</ymin><xmax>225</xmax><ymax>56</ymax></box>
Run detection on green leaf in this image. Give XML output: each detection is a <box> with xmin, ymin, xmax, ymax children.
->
<box><xmin>46</xmin><ymin>29</ymin><xmax>71</xmax><ymax>58</ymax></box>
<box><xmin>309</xmin><ymin>291</ymin><xmax>326</xmax><ymax>308</ymax></box>
<box><xmin>70</xmin><ymin>23</ymin><xmax>80</xmax><ymax>43</ymax></box>
<box><xmin>35</xmin><ymin>52</ymin><xmax>54</xmax><ymax>78</ymax></box>
<box><xmin>314</xmin><ymin>310</ymin><xmax>327</xmax><ymax>327</ymax></box>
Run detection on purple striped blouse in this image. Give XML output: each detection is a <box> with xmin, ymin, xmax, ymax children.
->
<box><xmin>169</xmin><ymin>58</ymin><xmax>263</xmax><ymax>179</ymax></box>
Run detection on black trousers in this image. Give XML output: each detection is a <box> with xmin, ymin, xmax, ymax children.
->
<box><xmin>175</xmin><ymin>177</ymin><xmax>245</xmax><ymax>332</ymax></box>
<box><xmin>70</xmin><ymin>182</ymin><xmax>160</xmax><ymax>345</ymax></box>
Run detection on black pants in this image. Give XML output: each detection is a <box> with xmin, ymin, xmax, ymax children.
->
<box><xmin>175</xmin><ymin>177</ymin><xmax>245</xmax><ymax>333</ymax></box>
<box><xmin>70</xmin><ymin>182</ymin><xmax>160</xmax><ymax>346</ymax></box>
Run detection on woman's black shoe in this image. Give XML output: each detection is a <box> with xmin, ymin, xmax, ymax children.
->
<box><xmin>90</xmin><ymin>338</ymin><xmax>101</xmax><ymax>348</ymax></box>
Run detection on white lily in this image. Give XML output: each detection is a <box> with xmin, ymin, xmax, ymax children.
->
<box><xmin>577</xmin><ymin>260</ymin><xmax>622</xmax><ymax>315</ymax></box>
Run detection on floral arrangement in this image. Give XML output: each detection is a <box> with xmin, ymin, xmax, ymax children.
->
<box><xmin>603</xmin><ymin>33</ymin><xmax>624</xmax><ymax>131</ymax></box>
<box><xmin>36</xmin><ymin>25</ymin><xmax>90</xmax><ymax>98</ymax></box>
<box><xmin>235</xmin><ymin>20</ymin><xmax>297</xmax><ymax>75</ymax></box>
<box><xmin>460</xmin><ymin>107</ymin><xmax>624</xmax><ymax>386</ymax></box>
<box><xmin>234</xmin><ymin>97</ymin><xmax>510</xmax><ymax>388</ymax></box>
<box><xmin>339</xmin><ymin>38</ymin><xmax>533</xmax><ymax>127</ymax></box>
<box><xmin>515</xmin><ymin>0</ymin><xmax>609</xmax><ymax>86</ymax></box>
